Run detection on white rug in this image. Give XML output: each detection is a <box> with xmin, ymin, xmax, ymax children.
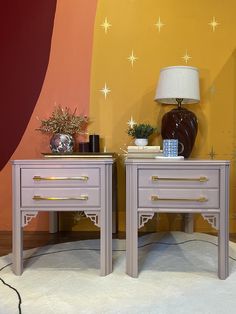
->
<box><xmin>1</xmin><ymin>231</ymin><xmax>236</xmax><ymax>314</ymax></box>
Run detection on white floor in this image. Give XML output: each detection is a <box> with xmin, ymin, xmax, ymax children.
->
<box><xmin>1</xmin><ymin>232</ymin><xmax>236</xmax><ymax>314</ymax></box>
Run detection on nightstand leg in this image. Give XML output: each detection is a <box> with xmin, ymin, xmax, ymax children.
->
<box><xmin>218</xmin><ymin>212</ymin><xmax>229</xmax><ymax>279</ymax></box>
<box><xmin>184</xmin><ymin>213</ymin><xmax>194</xmax><ymax>233</ymax></box>
<box><xmin>12</xmin><ymin>210</ymin><xmax>23</xmax><ymax>275</ymax></box>
<box><xmin>100</xmin><ymin>165</ymin><xmax>113</xmax><ymax>276</ymax></box>
<box><xmin>100</xmin><ymin>207</ymin><xmax>112</xmax><ymax>276</ymax></box>
<box><xmin>126</xmin><ymin>164</ymin><xmax>138</xmax><ymax>277</ymax></box>
<box><xmin>126</xmin><ymin>210</ymin><xmax>138</xmax><ymax>277</ymax></box>
<box><xmin>49</xmin><ymin>211</ymin><xmax>58</xmax><ymax>233</ymax></box>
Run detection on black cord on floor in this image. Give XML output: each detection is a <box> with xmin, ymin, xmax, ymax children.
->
<box><xmin>1</xmin><ymin>238</ymin><xmax>236</xmax><ymax>314</ymax></box>
<box><xmin>0</xmin><ymin>277</ymin><xmax>22</xmax><ymax>314</ymax></box>
<box><xmin>21</xmin><ymin>239</ymin><xmax>236</xmax><ymax>262</ymax></box>
<box><xmin>0</xmin><ymin>263</ymin><xmax>12</xmax><ymax>272</ymax></box>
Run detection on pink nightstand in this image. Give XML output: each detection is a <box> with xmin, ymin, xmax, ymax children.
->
<box><xmin>12</xmin><ymin>156</ymin><xmax>115</xmax><ymax>276</ymax></box>
<box><xmin>125</xmin><ymin>158</ymin><xmax>230</xmax><ymax>279</ymax></box>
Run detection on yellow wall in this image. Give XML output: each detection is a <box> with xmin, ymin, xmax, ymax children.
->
<box><xmin>86</xmin><ymin>0</ymin><xmax>236</xmax><ymax>233</ymax></box>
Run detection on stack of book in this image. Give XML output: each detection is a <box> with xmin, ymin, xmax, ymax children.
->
<box><xmin>126</xmin><ymin>146</ymin><xmax>163</xmax><ymax>158</ymax></box>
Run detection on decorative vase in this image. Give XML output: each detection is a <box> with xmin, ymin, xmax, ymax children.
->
<box><xmin>161</xmin><ymin>107</ymin><xmax>198</xmax><ymax>158</ymax></box>
<box><xmin>134</xmin><ymin>138</ymin><xmax>148</xmax><ymax>146</ymax></box>
<box><xmin>50</xmin><ymin>133</ymin><xmax>74</xmax><ymax>153</ymax></box>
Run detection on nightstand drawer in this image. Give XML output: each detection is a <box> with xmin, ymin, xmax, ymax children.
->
<box><xmin>138</xmin><ymin>188</ymin><xmax>219</xmax><ymax>209</ymax></box>
<box><xmin>21</xmin><ymin>168</ymin><xmax>100</xmax><ymax>187</ymax></box>
<box><xmin>138</xmin><ymin>169</ymin><xmax>219</xmax><ymax>188</ymax></box>
<box><xmin>21</xmin><ymin>187</ymin><xmax>100</xmax><ymax>207</ymax></box>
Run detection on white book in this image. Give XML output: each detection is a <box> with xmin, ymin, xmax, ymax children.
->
<box><xmin>127</xmin><ymin>152</ymin><xmax>164</xmax><ymax>159</ymax></box>
<box><xmin>127</xmin><ymin>150</ymin><xmax>163</xmax><ymax>154</ymax></box>
<box><xmin>127</xmin><ymin>146</ymin><xmax>161</xmax><ymax>153</ymax></box>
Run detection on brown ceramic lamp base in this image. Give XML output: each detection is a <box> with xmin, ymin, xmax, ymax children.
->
<box><xmin>161</xmin><ymin>107</ymin><xmax>198</xmax><ymax>158</ymax></box>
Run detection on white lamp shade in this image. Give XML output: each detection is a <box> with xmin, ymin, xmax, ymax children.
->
<box><xmin>155</xmin><ymin>66</ymin><xmax>200</xmax><ymax>104</ymax></box>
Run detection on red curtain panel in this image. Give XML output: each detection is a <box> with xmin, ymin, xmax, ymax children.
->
<box><xmin>0</xmin><ymin>0</ymin><xmax>57</xmax><ymax>170</ymax></box>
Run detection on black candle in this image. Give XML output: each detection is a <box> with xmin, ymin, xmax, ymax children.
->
<box><xmin>89</xmin><ymin>134</ymin><xmax>100</xmax><ymax>152</ymax></box>
<box><xmin>78</xmin><ymin>142</ymin><xmax>90</xmax><ymax>152</ymax></box>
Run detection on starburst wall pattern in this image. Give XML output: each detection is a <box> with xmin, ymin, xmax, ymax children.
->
<box><xmin>87</xmin><ymin>0</ymin><xmax>236</xmax><ymax>233</ymax></box>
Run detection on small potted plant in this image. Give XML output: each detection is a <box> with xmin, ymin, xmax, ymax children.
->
<box><xmin>127</xmin><ymin>123</ymin><xmax>157</xmax><ymax>146</ymax></box>
<box><xmin>37</xmin><ymin>105</ymin><xmax>88</xmax><ymax>153</ymax></box>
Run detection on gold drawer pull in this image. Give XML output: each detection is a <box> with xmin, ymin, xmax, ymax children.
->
<box><xmin>33</xmin><ymin>195</ymin><xmax>89</xmax><ymax>201</ymax></box>
<box><xmin>151</xmin><ymin>176</ymin><xmax>208</xmax><ymax>182</ymax></box>
<box><xmin>33</xmin><ymin>176</ymin><xmax>89</xmax><ymax>181</ymax></box>
<box><xmin>151</xmin><ymin>195</ymin><xmax>208</xmax><ymax>202</ymax></box>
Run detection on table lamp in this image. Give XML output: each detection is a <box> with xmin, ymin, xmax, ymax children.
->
<box><xmin>155</xmin><ymin>66</ymin><xmax>200</xmax><ymax>158</ymax></box>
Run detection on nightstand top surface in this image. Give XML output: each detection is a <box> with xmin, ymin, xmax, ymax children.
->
<box><xmin>125</xmin><ymin>158</ymin><xmax>230</xmax><ymax>166</ymax></box>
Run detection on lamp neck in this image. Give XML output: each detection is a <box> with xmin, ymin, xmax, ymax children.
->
<box><xmin>176</xmin><ymin>98</ymin><xmax>183</xmax><ymax>108</ymax></box>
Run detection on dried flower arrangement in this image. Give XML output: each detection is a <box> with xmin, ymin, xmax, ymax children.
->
<box><xmin>37</xmin><ymin>105</ymin><xmax>88</xmax><ymax>136</ymax></box>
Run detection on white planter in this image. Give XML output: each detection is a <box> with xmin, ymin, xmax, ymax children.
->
<box><xmin>134</xmin><ymin>138</ymin><xmax>148</xmax><ymax>146</ymax></box>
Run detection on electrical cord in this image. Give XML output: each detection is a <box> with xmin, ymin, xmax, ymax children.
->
<box><xmin>0</xmin><ymin>277</ymin><xmax>22</xmax><ymax>313</ymax></box>
<box><xmin>1</xmin><ymin>238</ymin><xmax>236</xmax><ymax>314</ymax></box>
